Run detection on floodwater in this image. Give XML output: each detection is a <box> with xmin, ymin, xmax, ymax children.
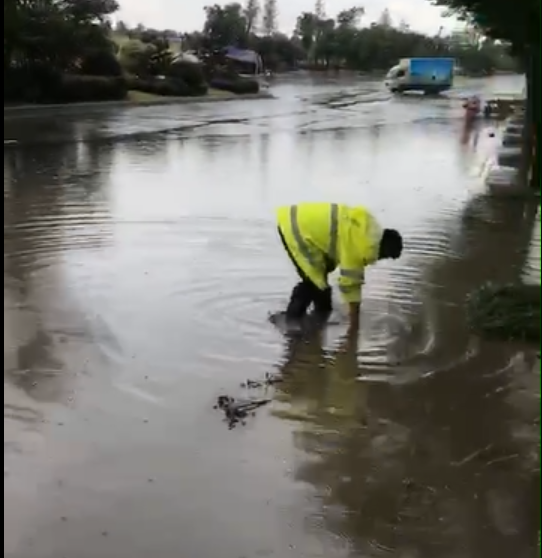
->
<box><xmin>4</xmin><ymin>75</ymin><xmax>540</xmax><ymax>558</ymax></box>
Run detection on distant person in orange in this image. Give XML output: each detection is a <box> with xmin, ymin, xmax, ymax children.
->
<box><xmin>461</xmin><ymin>95</ymin><xmax>481</xmax><ymax>144</ymax></box>
<box><xmin>463</xmin><ymin>95</ymin><xmax>481</xmax><ymax>123</ymax></box>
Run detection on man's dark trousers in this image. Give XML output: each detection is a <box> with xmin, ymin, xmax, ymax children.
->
<box><xmin>278</xmin><ymin>228</ymin><xmax>334</xmax><ymax>320</ymax></box>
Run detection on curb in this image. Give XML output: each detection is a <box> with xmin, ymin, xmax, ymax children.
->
<box><xmin>4</xmin><ymin>92</ymin><xmax>275</xmax><ymax>119</ymax></box>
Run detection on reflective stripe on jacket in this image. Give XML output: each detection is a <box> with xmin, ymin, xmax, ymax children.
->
<box><xmin>276</xmin><ymin>203</ymin><xmax>383</xmax><ymax>303</ymax></box>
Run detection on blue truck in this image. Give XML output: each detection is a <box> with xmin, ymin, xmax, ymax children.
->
<box><xmin>385</xmin><ymin>57</ymin><xmax>455</xmax><ymax>94</ymax></box>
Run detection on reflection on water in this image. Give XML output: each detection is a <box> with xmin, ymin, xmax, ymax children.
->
<box><xmin>275</xmin><ymin>331</ymin><xmax>539</xmax><ymax>557</ymax></box>
<box><xmin>4</xmin><ymin>75</ymin><xmax>538</xmax><ymax>558</ymax></box>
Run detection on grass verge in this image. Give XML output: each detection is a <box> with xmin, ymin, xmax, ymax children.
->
<box><xmin>126</xmin><ymin>88</ymin><xmax>237</xmax><ymax>104</ymax></box>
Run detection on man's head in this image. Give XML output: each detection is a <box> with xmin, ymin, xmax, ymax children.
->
<box><xmin>378</xmin><ymin>228</ymin><xmax>403</xmax><ymax>260</ymax></box>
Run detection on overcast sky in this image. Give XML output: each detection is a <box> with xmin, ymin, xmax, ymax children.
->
<box><xmin>116</xmin><ymin>0</ymin><xmax>459</xmax><ymax>36</ymax></box>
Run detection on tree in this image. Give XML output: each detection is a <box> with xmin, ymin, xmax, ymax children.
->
<box><xmin>244</xmin><ymin>0</ymin><xmax>260</xmax><ymax>34</ymax></box>
<box><xmin>295</xmin><ymin>12</ymin><xmax>319</xmax><ymax>53</ymax></box>
<box><xmin>202</xmin><ymin>3</ymin><xmax>247</xmax><ymax>49</ymax></box>
<box><xmin>115</xmin><ymin>20</ymin><xmax>128</xmax><ymax>34</ymax></box>
<box><xmin>5</xmin><ymin>0</ymin><xmax>119</xmax><ymax>69</ymax></box>
<box><xmin>255</xmin><ymin>32</ymin><xmax>305</xmax><ymax>71</ymax></box>
<box><xmin>336</xmin><ymin>7</ymin><xmax>364</xmax><ymax>28</ymax></box>
<box><xmin>334</xmin><ymin>8</ymin><xmax>364</xmax><ymax>68</ymax></box>
<box><xmin>262</xmin><ymin>0</ymin><xmax>278</xmax><ymax>36</ymax></box>
<box><xmin>5</xmin><ymin>0</ymin><xmax>121</xmax><ymax>102</ymax></box>
<box><xmin>80</xmin><ymin>48</ymin><xmax>122</xmax><ymax>76</ymax></box>
<box><xmin>5</xmin><ymin>0</ymin><xmax>525</xmax><ymax>105</ymax></box>
<box><xmin>313</xmin><ymin>18</ymin><xmax>336</xmax><ymax>67</ymax></box>
<box><xmin>315</xmin><ymin>0</ymin><xmax>325</xmax><ymax>19</ymax></box>
<box><xmin>118</xmin><ymin>39</ymin><xmax>154</xmax><ymax>76</ymax></box>
<box><xmin>377</xmin><ymin>8</ymin><xmax>393</xmax><ymax>27</ymax></box>
<box><xmin>398</xmin><ymin>19</ymin><xmax>410</xmax><ymax>32</ymax></box>
<box><xmin>290</xmin><ymin>4</ymin><xmax>517</xmax><ymax>72</ymax></box>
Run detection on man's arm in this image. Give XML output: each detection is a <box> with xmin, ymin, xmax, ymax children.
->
<box><xmin>348</xmin><ymin>302</ymin><xmax>360</xmax><ymax>331</ymax></box>
<box><xmin>338</xmin><ymin>267</ymin><xmax>365</xmax><ymax>328</ymax></box>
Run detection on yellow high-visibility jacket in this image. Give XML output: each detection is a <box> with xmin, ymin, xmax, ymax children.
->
<box><xmin>277</xmin><ymin>202</ymin><xmax>383</xmax><ymax>304</ymax></box>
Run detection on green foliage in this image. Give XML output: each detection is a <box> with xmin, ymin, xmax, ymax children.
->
<box><xmin>431</xmin><ymin>0</ymin><xmax>540</xmax><ymax>51</ymax></box>
<box><xmin>118</xmin><ymin>39</ymin><xmax>151</xmax><ymax>75</ymax></box>
<box><xmin>5</xmin><ymin>0</ymin><xmax>118</xmax><ymax>70</ymax></box>
<box><xmin>467</xmin><ymin>282</ymin><xmax>541</xmax><ymax>342</ymax></box>
<box><xmin>191</xmin><ymin>3</ymin><xmax>519</xmax><ymax>74</ymax></box>
<box><xmin>118</xmin><ymin>37</ymin><xmax>173</xmax><ymax>77</ymax></box>
<box><xmin>254</xmin><ymin>33</ymin><xmax>305</xmax><ymax>72</ymax></box>
<box><xmin>5</xmin><ymin>69</ymin><xmax>127</xmax><ymax>104</ymax></box>
<box><xmin>5</xmin><ymin>0</ymin><xmax>123</xmax><ymax>103</ymax></box>
<box><xmin>56</xmin><ymin>75</ymin><xmax>127</xmax><ymax>103</ymax></box>
<box><xmin>125</xmin><ymin>60</ymin><xmax>208</xmax><ymax>97</ymax></box>
<box><xmin>167</xmin><ymin>61</ymin><xmax>208</xmax><ymax>94</ymax></box>
<box><xmin>126</xmin><ymin>76</ymin><xmax>206</xmax><ymax>97</ymax></box>
<box><xmin>202</xmin><ymin>3</ymin><xmax>249</xmax><ymax>49</ymax></box>
<box><xmin>5</xmin><ymin>65</ymin><xmax>63</xmax><ymax>104</ymax></box>
<box><xmin>243</xmin><ymin>0</ymin><xmax>260</xmax><ymax>35</ymax></box>
<box><xmin>4</xmin><ymin>0</ymin><xmax>526</xmax><ymax>105</ymax></box>
<box><xmin>80</xmin><ymin>50</ymin><xmax>123</xmax><ymax>76</ymax></box>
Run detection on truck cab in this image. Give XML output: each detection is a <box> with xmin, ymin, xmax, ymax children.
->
<box><xmin>385</xmin><ymin>64</ymin><xmax>407</xmax><ymax>93</ymax></box>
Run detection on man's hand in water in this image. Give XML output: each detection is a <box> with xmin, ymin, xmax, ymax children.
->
<box><xmin>345</xmin><ymin>302</ymin><xmax>361</xmax><ymax>350</ymax></box>
<box><xmin>336</xmin><ymin>303</ymin><xmax>360</xmax><ymax>357</ymax></box>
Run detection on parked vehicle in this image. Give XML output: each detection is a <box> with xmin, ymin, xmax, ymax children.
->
<box><xmin>385</xmin><ymin>57</ymin><xmax>455</xmax><ymax>95</ymax></box>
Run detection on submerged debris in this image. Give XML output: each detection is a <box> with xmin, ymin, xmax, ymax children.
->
<box><xmin>214</xmin><ymin>395</ymin><xmax>271</xmax><ymax>429</ymax></box>
<box><xmin>240</xmin><ymin>372</ymin><xmax>283</xmax><ymax>389</ymax></box>
<box><xmin>213</xmin><ymin>372</ymin><xmax>283</xmax><ymax>428</ymax></box>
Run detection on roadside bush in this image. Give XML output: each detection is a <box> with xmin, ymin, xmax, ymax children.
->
<box><xmin>56</xmin><ymin>75</ymin><xmax>128</xmax><ymax>103</ymax></box>
<box><xmin>126</xmin><ymin>76</ymin><xmax>207</xmax><ymax>97</ymax></box>
<box><xmin>210</xmin><ymin>77</ymin><xmax>260</xmax><ymax>95</ymax></box>
<box><xmin>5</xmin><ymin>65</ymin><xmax>62</xmax><ymax>103</ymax></box>
<box><xmin>118</xmin><ymin>39</ymin><xmax>154</xmax><ymax>76</ymax></box>
<box><xmin>79</xmin><ymin>50</ymin><xmax>123</xmax><ymax>77</ymax></box>
<box><xmin>167</xmin><ymin>61</ymin><xmax>208</xmax><ymax>95</ymax></box>
<box><xmin>467</xmin><ymin>282</ymin><xmax>541</xmax><ymax>342</ymax></box>
<box><xmin>5</xmin><ymin>70</ymin><xmax>127</xmax><ymax>104</ymax></box>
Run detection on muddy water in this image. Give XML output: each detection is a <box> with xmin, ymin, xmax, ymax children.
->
<box><xmin>4</xmin><ymin>75</ymin><xmax>539</xmax><ymax>558</ymax></box>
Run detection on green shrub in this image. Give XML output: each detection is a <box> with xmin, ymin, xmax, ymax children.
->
<box><xmin>467</xmin><ymin>282</ymin><xmax>541</xmax><ymax>342</ymax></box>
<box><xmin>5</xmin><ymin>65</ymin><xmax>63</xmax><ymax>103</ymax></box>
<box><xmin>126</xmin><ymin>76</ymin><xmax>207</xmax><ymax>97</ymax></box>
<box><xmin>167</xmin><ymin>61</ymin><xmax>208</xmax><ymax>95</ymax></box>
<box><xmin>209</xmin><ymin>77</ymin><xmax>260</xmax><ymax>95</ymax></box>
<box><xmin>79</xmin><ymin>50</ymin><xmax>123</xmax><ymax>77</ymax></box>
<box><xmin>56</xmin><ymin>75</ymin><xmax>127</xmax><ymax>103</ymax></box>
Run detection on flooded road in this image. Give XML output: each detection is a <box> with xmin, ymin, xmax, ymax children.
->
<box><xmin>4</xmin><ymin>75</ymin><xmax>539</xmax><ymax>558</ymax></box>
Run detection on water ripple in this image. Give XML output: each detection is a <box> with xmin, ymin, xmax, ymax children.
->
<box><xmin>3</xmin><ymin>199</ymin><xmax>472</xmax><ymax>381</ymax></box>
<box><xmin>4</xmin><ymin>74</ymin><xmax>535</xmax><ymax>558</ymax></box>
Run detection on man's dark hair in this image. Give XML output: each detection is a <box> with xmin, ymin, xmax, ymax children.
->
<box><xmin>379</xmin><ymin>228</ymin><xmax>403</xmax><ymax>260</ymax></box>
